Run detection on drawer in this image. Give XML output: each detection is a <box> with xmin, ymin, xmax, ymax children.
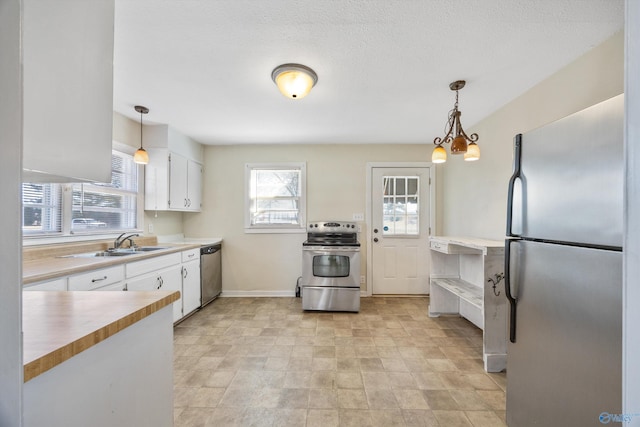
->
<box><xmin>68</xmin><ymin>265</ymin><xmax>124</xmax><ymax>291</ymax></box>
<box><xmin>126</xmin><ymin>253</ymin><xmax>181</xmax><ymax>278</ymax></box>
<box><xmin>24</xmin><ymin>278</ymin><xmax>67</xmax><ymax>291</ymax></box>
<box><xmin>182</xmin><ymin>248</ymin><xmax>200</xmax><ymax>263</ymax></box>
<box><xmin>94</xmin><ymin>282</ymin><xmax>126</xmax><ymax>291</ymax></box>
<box><xmin>429</xmin><ymin>240</ymin><xmax>450</xmax><ymax>253</ymax></box>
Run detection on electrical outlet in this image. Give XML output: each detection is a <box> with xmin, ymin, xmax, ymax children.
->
<box><xmin>360</xmin><ymin>275</ymin><xmax>366</xmax><ymax>284</ymax></box>
<box><xmin>353</xmin><ymin>213</ymin><xmax>365</xmax><ymax>221</ymax></box>
<box><xmin>148</xmin><ymin>223</ymin><xmax>154</xmax><ymax>234</ymax></box>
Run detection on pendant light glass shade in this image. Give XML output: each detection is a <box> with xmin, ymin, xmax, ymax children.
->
<box><xmin>133</xmin><ymin>148</ymin><xmax>149</xmax><ymax>164</ymax></box>
<box><xmin>450</xmin><ymin>135</ymin><xmax>468</xmax><ymax>154</ymax></box>
<box><xmin>133</xmin><ymin>105</ymin><xmax>149</xmax><ymax>165</ymax></box>
<box><xmin>432</xmin><ymin>145</ymin><xmax>447</xmax><ymax>163</ymax></box>
<box><xmin>464</xmin><ymin>142</ymin><xmax>480</xmax><ymax>161</ymax></box>
<box><xmin>272</xmin><ymin>64</ymin><xmax>318</xmax><ymax>99</ymax></box>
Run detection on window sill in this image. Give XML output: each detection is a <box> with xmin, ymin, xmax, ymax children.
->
<box><xmin>23</xmin><ymin>230</ymin><xmax>143</xmax><ymax>247</ymax></box>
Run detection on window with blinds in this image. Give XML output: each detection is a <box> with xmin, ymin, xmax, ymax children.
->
<box><xmin>22</xmin><ymin>150</ymin><xmax>140</xmax><ymax>237</ymax></box>
<box><xmin>22</xmin><ymin>183</ymin><xmax>63</xmax><ymax>235</ymax></box>
<box><xmin>71</xmin><ymin>151</ymin><xmax>138</xmax><ymax>233</ymax></box>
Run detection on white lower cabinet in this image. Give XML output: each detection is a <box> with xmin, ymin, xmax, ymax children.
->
<box><xmin>181</xmin><ymin>258</ymin><xmax>201</xmax><ymax>317</ymax></box>
<box><xmin>24</xmin><ymin>278</ymin><xmax>67</xmax><ymax>291</ymax></box>
<box><xmin>125</xmin><ymin>250</ymin><xmax>200</xmax><ymax>323</ymax></box>
<box><xmin>127</xmin><ymin>265</ymin><xmax>183</xmax><ymax>322</ymax></box>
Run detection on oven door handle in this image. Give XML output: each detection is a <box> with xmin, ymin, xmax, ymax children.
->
<box><xmin>303</xmin><ymin>247</ymin><xmax>360</xmax><ymax>253</ymax></box>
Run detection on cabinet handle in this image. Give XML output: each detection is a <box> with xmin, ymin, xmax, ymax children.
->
<box><xmin>188</xmin><ymin>253</ymin><xmax>195</xmax><ymax>258</ymax></box>
<box><xmin>91</xmin><ymin>276</ymin><xmax>107</xmax><ymax>283</ymax></box>
<box><xmin>156</xmin><ymin>276</ymin><xmax>162</xmax><ymax>289</ymax></box>
<box><xmin>183</xmin><ymin>267</ymin><xmax>188</xmax><ymax>279</ymax></box>
<box><xmin>184</xmin><ymin>198</ymin><xmax>187</xmax><ymax>207</ymax></box>
<box><xmin>187</xmin><ymin>198</ymin><xmax>191</xmax><ymax>207</ymax></box>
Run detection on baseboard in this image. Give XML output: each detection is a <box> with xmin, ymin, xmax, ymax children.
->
<box><xmin>220</xmin><ymin>290</ymin><xmax>296</xmax><ymax>298</ymax></box>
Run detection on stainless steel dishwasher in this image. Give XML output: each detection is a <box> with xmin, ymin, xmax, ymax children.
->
<box><xmin>200</xmin><ymin>244</ymin><xmax>221</xmax><ymax>306</ymax></box>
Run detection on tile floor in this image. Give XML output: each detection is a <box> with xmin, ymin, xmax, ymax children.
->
<box><xmin>172</xmin><ymin>297</ymin><xmax>507</xmax><ymax>427</ymax></box>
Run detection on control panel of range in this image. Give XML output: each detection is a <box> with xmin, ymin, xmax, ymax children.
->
<box><xmin>307</xmin><ymin>221</ymin><xmax>357</xmax><ymax>232</ymax></box>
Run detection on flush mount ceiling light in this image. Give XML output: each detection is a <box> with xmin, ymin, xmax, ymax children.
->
<box><xmin>432</xmin><ymin>80</ymin><xmax>480</xmax><ymax>163</ymax></box>
<box><xmin>133</xmin><ymin>105</ymin><xmax>149</xmax><ymax>165</ymax></box>
<box><xmin>271</xmin><ymin>63</ymin><xmax>318</xmax><ymax>99</ymax></box>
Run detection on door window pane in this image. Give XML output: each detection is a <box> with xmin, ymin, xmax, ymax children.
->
<box><xmin>382</xmin><ymin>176</ymin><xmax>419</xmax><ymax>236</ymax></box>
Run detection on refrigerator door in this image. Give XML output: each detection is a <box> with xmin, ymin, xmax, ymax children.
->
<box><xmin>506</xmin><ymin>240</ymin><xmax>621</xmax><ymax>427</ymax></box>
<box><xmin>511</xmin><ymin>94</ymin><xmax>623</xmax><ymax>247</ymax></box>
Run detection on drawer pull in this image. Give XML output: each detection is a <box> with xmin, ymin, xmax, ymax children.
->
<box><xmin>91</xmin><ymin>276</ymin><xmax>108</xmax><ymax>283</ymax></box>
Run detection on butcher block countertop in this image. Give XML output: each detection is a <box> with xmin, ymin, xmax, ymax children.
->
<box><xmin>23</xmin><ymin>290</ymin><xmax>180</xmax><ymax>382</ymax></box>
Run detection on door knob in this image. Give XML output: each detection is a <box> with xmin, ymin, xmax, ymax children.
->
<box><xmin>373</xmin><ymin>237</ymin><xmax>379</xmax><ymax>243</ymax></box>
<box><xmin>374</xmin><ymin>228</ymin><xmax>379</xmax><ymax>233</ymax></box>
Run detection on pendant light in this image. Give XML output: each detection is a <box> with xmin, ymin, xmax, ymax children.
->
<box><xmin>133</xmin><ymin>105</ymin><xmax>149</xmax><ymax>165</ymax></box>
<box><xmin>432</xmin><ymin>80</ymin><xmax>480</xmax><ymax>163</ymax></box>
<box><xmin>271</xmin><ymin>63</ymin><xmax>318</xmax><ymax>99</ymax></box>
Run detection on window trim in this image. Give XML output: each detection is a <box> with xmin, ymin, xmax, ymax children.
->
<box><xmin>244</xmin><ymin>162</ymin><xmax>306</xmax><ymax>234</ymax></box>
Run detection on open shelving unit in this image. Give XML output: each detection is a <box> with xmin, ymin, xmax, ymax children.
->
<box><xmin>428</xmin><ymin>236</ymin><xmax>507</xmax><ymax>372</ymax></box>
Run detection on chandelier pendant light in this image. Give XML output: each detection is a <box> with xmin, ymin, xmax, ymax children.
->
<box><xmin>432</xmin><ymin>80</ymin><xmax>480</xmax><ymax>163</ymax></box>
<box><xmin>133</xmin><ymin>105</ymin><xmax>149</xmax><ymax>165</ymax></box>
<box><xmin>271</xmin><ymin>63</ymin><xmax>318</xmax><ymax>99</ymax></box>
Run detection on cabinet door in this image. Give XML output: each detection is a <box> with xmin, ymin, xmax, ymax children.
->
<box><xmin>126</xmin><ymin>272</ymin><xmax>160</xmax><ymax>291</ymax></box>
<box><xmin>168</xmin><ymin>152</ymin><xmax>188</xmax><ymax>210</ymax></box>
<box><xmin>23</xmin><ymin>0</ymin><xmax>113</xmax><ymax>183</ymax></box>
<box><xmin>160</xmin><ymin>266</ymin><xmax>183</xmax><ymax>322</ymax></box>
<box><xmin>24</xmin><ymin>278</ymin><xmax>67</xmax><ymax>291</ymax></box>
<box><xmin>126</xmin><ymin>266</ymin><xmax>183</xmax><ymax>322</ymax></box>
<box><xmin>182</xmin><ymin>259</ymin><xmax>201</xmax><ymax>316</ymax></box>
<box><xmin>186</xmin><ymin>160</ymin><xmax>202</xmax><ymax>211</ymax></box>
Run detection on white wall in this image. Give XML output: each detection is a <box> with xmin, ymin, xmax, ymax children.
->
<box><xmin>0</xmin><ymin>0</ymin><xmax>24</xmax><ymax>425</ymax></box>
<box><xmin>183</xmin><ymin>144</ymin><xmax>430</xmax><ymax>293</ymax></box>
<box><xmin>440</xmin><ymin>31</ymin><xmax>624</xmax><ymax>239</ymax></box>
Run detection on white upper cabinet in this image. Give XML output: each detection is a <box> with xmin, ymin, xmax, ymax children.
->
<box><xmin>144</xmin><ymin>125</ymin><xmax>204</xmax><ymax>212</ymax></box>
<box><xmin>22</xmin><ymin>0</ymin><xmax>114</xmax><ymax>183</ymax></box>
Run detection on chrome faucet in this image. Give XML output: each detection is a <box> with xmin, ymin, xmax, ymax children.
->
<box><xmin>113</xmin><ymin>233</ymin><xmax>140</xmax><ymax>249</ymax></box>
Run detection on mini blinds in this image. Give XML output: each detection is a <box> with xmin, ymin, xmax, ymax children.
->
<box><xmin>249</xmin><ymin>167</ymin><xmax>302</xmax><ymax>227</ymax></box>
<box><xmin>22</xmin><ymin>183</ymin><xmax>63</xmax><ymax>235</ymax></box>
<box><xmin>71</xmin><ymin>151</ymin><xmax>138</xmax><ymax>233</ymax></box>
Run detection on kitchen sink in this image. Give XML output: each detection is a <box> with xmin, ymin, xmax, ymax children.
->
<box><xmin>60</xmin><ymin>247</ymin><xmax>170</xmax><ymax>258</ymax></box>
<box><xmin>61</xmin><ymin>251</ymin><xmax>136</xmax><ymax>258</ymax></box>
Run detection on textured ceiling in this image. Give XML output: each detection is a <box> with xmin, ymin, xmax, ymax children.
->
<box><xmin>113</xmin><ymin>0</ymin><xmax>624</xmax><ymax>145</ymax></box>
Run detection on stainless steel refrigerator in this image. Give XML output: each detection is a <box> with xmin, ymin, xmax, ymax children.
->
<box><xmin>505</xmin><ymin>94</ymin><xmax>623</xmax><ymax>427</ymax></box>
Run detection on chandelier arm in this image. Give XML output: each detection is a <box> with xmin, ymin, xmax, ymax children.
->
<box><xmin>433</xmin><ymin>112</ymin><xmax>457</xmax><ymax>146</ymax></box>
<box><xmin>456</xmin><ymin>120</ymin><xmax>479</xmax><ymax>143</ymax></box>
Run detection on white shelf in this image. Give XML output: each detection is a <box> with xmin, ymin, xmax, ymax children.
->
<box><xmin>428</xmin><ymin>236</ymin><xmax>507</xmax><ymax>373</ymax></box>
<box><xmin>431</xmin><ymin>278</ymin><xmax>483</xmax><ymax>310</ymax></box>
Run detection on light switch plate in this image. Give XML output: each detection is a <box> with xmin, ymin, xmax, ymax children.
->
<box><xmin>353</xmin><ymin>213</ymin><xmax>364</xmax><ymax>221</ymax></box>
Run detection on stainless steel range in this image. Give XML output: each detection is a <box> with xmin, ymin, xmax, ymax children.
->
<box><xmin>301</xmin><ymin>221</ymin><xmax>361</xmax><ymax>312</ymax></box>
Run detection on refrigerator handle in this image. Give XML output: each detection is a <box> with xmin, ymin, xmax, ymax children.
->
<box><xmin>506</xmin><ymin>134</ymin><xmax>522</xmax><ymax>237</ymax></box>
<box><xmin>504</xmin><ymin>238</ymin><xmax>518</xmax><ymax>343</ymax></box>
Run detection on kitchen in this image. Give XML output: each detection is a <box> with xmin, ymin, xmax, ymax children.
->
<box><xmin>2</xmin><ymin>1</ymin><xmax>640</xmax><ymax>426</ymax></box>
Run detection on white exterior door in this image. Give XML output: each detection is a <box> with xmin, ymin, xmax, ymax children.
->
<box><xmin>371</xmin><ymin>166</ymin><xmax>431</xmax><ymax>295</ymax></box>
